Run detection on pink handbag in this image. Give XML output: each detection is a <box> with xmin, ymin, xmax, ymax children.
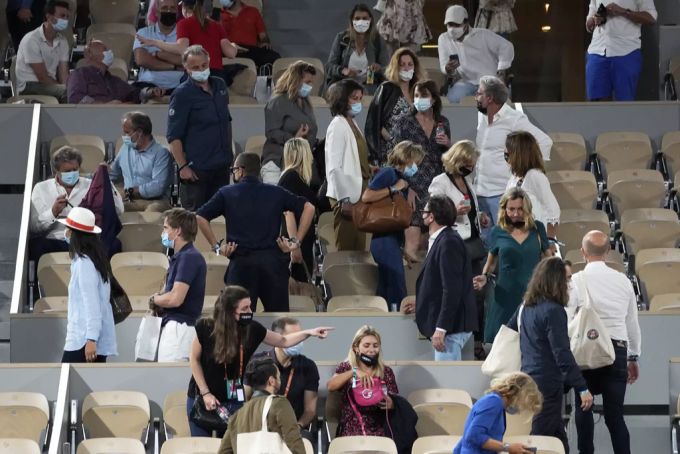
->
<box><xmin>351</xmin><ymin>376</ymin><xmax>385</xmax><ymax>406</ymax></box>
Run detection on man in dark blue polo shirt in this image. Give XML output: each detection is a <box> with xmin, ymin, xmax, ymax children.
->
<box><xmin>167</xmin><ymin>44</ymin><xmax>233</xmax><ymax>211</ymax></box>
<box><xmin>150</xmin><ymin>208</ymin><xmax>207</xmax><ymax>361</ymax></box>
<box><xmin>196</xmin><ymin>152</ymin><xmax>315</xmax><ymax>312</ymax></box>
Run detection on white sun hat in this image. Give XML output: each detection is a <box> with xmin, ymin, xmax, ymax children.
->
<box><xmin>57</xmin><ymin>206</ymin><xmax>102</xmax><ymax>234</ymax></box>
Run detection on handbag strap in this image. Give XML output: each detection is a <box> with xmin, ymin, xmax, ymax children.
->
<box><xmin>575</xmin><ymin>273</ymin><xmax>594</xmax><ymax>310</ymax></box>
<box><xmin>517</xmin><ymin>304</ymin><xmax>524</xmax><ymax>333</ymax></box>
<box><xmin>346</xmin><ymin>386</ymin><xmax>367</xmax><ymax>435</ymax></box>
<box><xmin>261</xmin><ymin>394</ymin><xmax>275</xmax><ymax>432</ymax></box>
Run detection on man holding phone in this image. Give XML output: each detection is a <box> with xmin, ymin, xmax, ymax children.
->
<box><xmin>437</xmin><ymin>5</ymin><xmax>514</xmax><ymax>103</ymax></box>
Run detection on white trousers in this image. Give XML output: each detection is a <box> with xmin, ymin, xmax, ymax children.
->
<box><xmin>157</xmin><ymin>320</ymin><xmax>196</xmax><ymax>362</ymax></box>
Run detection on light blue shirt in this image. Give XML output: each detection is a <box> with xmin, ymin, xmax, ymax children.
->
<box><xmin>65</xmin><ymin>255</ymin><xmax>118</xmax><ymax>356</ymax></box>
<box><xmin>134</xmin><ymin>24</ymin><xmax>184</xmax><ymax>89</ymax></box>
<box><xmin>110</xmin><ymin>139</ymin><xmax>172</xmax><ymax>199</ymax></box>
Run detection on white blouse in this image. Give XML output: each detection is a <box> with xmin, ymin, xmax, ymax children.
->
<box><xmin>506</xmin><ymin>168</ymin><xmax>560</xmax><ymax>227</ymax></box>
<box><xmin>428</xmin><ymin>173</ymin><xmax>481</xmax><ymax>241</ymax></box>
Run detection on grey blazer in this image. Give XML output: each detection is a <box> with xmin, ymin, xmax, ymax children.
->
<box><xmin>325</xmin><ymin>30</ymin><xmax>389</xmax><ymax>86</ymax></box>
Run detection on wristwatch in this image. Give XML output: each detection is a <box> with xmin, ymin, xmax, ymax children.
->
<box><xmin>289</xmin><ymin>237</ymin><xmax>299</xmax><ymax>246</ymax></box>
<box><xmin>628</xmin><ymin>355</ymin><xmax>639</xmax><ymax>362</ymax></box>
<box><xmin>502</xmin><ymin>442</ymin><xmax>511</xmax><ymax>452</ymax></box>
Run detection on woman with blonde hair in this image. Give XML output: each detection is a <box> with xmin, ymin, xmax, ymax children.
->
<box><xmin>262</xmin><ymin>61</ymin><xmax>319</xmax><ymax>184</ymax></box>
<box><xmin>327</xmin><ymin>325</ymin><xmax>399</xmax><ymax>436</ymax></box>
<box><xmin>365</xmin><ymin>47</ymin><xmax>426</xmax><ymax>165</ymax></box>
<box><xmin>279</xmin><ymin>138</ymin><xmax>317</xmax><ymax>283</ymax></box>
<box><xmin>454</xmin><ymin>372</ymin><xmax>542</xmax><ymax>454</ymax></box>
<box><xmin>361</xmin><ymin>140</ymin><xmax>425</xmax><ymax>311</ymax></box>
<box><xmin>473</xmin><ymin>187</ymin><xmax>551</xmax><ymax>344</ymax></box>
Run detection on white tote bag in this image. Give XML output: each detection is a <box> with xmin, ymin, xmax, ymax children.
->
<box><xmin>568</xmin><ymin>273</ymin><xmax>615</xmax><ymax>370</ymax></box>
<box><xmin>134</xmin><ymin>312</ymin><xmax>163</xmax><ymax>362</ymax></box>
<box><xmin>481</xmin><ymin>306</ymin><xmax>523</xmax><ymax>379</ymax></box>
<box><xmin>237</xmin><ymin>395</ymin><xmax>293</xmax><ymax>454</ymax></box>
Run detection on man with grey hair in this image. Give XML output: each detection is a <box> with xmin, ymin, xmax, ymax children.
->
<box><xmin>167</xmin><ymin>44</ymin><xmax>233</xmax><ymax>211</ymax></box>
<box><xmin>567</xmin><ymin>230</ymin><xmax>641</xmax><ymax>454</ymax></box>
<box><xmin>474</xmin><ymin>75</ymin><xmax>552</xmax><ymax>239</ymax></box>
<box><xmin>29</xmin><ymin>146</ymin><xmax>124</xmax><ymax>261</ymax></box>
<box><xmin>110</xmin><ymin>111</ymin><xmax>172</xmax><ymax>212</ymax></box>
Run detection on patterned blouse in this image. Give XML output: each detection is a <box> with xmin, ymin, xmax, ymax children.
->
<box><xmin>382</xmin><ymin>95</ymin><xmax>411</xmax><ymax>161</ymax></box>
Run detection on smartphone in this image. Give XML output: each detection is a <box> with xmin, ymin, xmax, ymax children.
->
<box><xmin>526</xmin><ymin>448</ymin><xmax>538</xmax><ymax>454</ymax></box>
<box><xmin>449</xmin><ymin>54</ymin><xmax>459</xmax><ymax>62</ymax></box>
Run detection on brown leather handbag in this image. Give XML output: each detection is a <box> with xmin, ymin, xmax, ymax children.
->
<box><xmin>352</xmin><ymin>192</ymin><xmax>413</xmax><ymax>234</ymax></box>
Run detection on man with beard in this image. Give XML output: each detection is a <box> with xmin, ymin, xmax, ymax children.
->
<box><xmin>474</xmin><ymin>75</ymin><xmax>552</xmax><ymax>239</ymax></box>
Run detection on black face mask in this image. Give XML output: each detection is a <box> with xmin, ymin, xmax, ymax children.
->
<box><xmin>505</xmin><ymin>215</ymin><xmax>525</xmax><ymax>229</ymax></box>
<box><xmin>358</xmin><ymin>352</ymin><xmax>378</xmax><ymax>367</ymax></box>
<box><xmin>459</xmin><ymin>166</ymin><xmax>473</xmax><ymax>177</ymax></box>
<box><xmin>237</xmin><ymin>312</ymin><xmax>253</xmax><ymax>327</ymax></box>
<box><xmin>159</xmin><ymin>12</ymin><xmax>177</xmax><ymax>27</ymax></box>
<box><xmin>476</xmin><ymin>101</ymin><xmax>487</xmax><ymax>115</ymax></box>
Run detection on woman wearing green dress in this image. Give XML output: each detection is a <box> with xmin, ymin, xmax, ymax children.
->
<box><xmin>473</xmin><ymin>187</ymin><xmax>551</xmax><ymax>343</ymax></box>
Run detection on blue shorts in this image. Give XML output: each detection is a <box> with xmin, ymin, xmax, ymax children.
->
<box><xmin>586</xmin><ymin>49</ymin><xmax>641</xmax><ymax>101</ymax></box>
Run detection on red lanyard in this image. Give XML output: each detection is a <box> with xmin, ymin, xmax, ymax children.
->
<box><xmin>283</xmin><ymin>368</ymin><xmax>295</xmax><ymax>397</ymax></box>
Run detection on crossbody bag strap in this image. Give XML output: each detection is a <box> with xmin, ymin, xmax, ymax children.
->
<box><xmin>346</xmin><ymin>386</ymin><xmax>367</xmax><ymax>435</ymax></box>
<box><xmin>261</xmin><ymin>394</ymin><xmax>274</xmax><ymax>432</ymax></box>
<box><xmin>576</xmin><ymin>273</ymin><xmax>594</xmax><ymax>310</ymax></box>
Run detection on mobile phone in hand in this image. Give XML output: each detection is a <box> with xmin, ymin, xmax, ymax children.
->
<box><xmin>449</xmin><ymin>54</ymin><xmax>459</xmax><ymax>62</ymax></box>
<box><xmin>526</xmin><ymin>448</ymin><xmax>538</xmax><ymax>454</ymax></box>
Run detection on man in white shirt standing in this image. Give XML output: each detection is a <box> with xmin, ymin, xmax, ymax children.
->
<box><xmin>585</xmin><ymin>0</ymin><xmax>657</xmax><ymax>101</ymax></box>
<box><xmin>474</xmin><ymin>75</ymin><xmax>552</xmax><ymax>239</ymax></box>
<box><xmin>568</xmin><ymin>230</ymin><xmax>641</xmax><ymax>454</ymax></box>
<box><xmin>15</xmin><ymin>0</ymin><xmax>71</xmax><ymax>102</ymax></box>
<box><xmin>437</xmin><ymin>5</ymin><xmax>514</xmax><ymax>103</ymax></box>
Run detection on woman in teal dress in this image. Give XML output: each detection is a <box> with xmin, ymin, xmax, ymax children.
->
<box><xmin>473</xmin><ymin>187</ymin><xmax>551</xmax><ymax>343</ymax></box>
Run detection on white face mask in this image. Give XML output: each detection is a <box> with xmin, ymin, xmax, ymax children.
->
<box><xmin>447</xmin><ymin>25</ymin><xmax>465</xmax><ymax>40</ymax></box>
<box><xmin>399</xmin><ymin>69</ymin><xmax>414</xmax><ymax>81</ymax></box>
<box><xmin>353</xmin><ymin>19</ymin><xmax>371</xmax><ymax>33</ymax></box>
<box><xmin>102</xmin><ymin>49</ymin><xmax>114</xmax><ymax>67</ymax></box>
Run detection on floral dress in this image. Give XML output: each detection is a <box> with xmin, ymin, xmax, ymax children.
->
<box><xmin>381</xmin><ymin>95</ymin><xmax>411</xmax><ymax>161</ymax></box>
<box><xmin>377</xmin><ymin>0</ymin><xmax>432</xmax><ymax>47</ymax></box>
<box><xmin>335</xmin><ymin>361</ymin><xmax>399</xmax><ymax>437</ymax></box>
<box><xmin>394</xmin><ymin>112</ymin><xmax>451</xmax><ymax>226</ymax></box>
<box><xmin>474</xmin><ymin>0</ymin><xmax>518</xmax><ymax>35</ymax></box>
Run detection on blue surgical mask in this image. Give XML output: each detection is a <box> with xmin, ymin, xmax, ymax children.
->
<box><xmin>348</xmin><ymin>101</ymin><xmax>362</xmax><ymax>117</ymax></box>
<box><xmin>191</xmin><ymin>68</ymin><xmax>211</xmax><ymax>82</ymax></box>
<box><xmin>60</xmin><ymin>170</ymin><xmax>80</xmax><ymax>187</ymax></box>
<box><xmin>283</xmin><ymin>342</ymin><xmax>304</xmax><ymax>357</ymax></box>
<box><xmin>413</xmin><ymin>97</ymin><xmax>432</xmax><ymax>112</ymax></box>
<box><xmin>102</xmin><ymin>49</ymin><xmax>114</xmax><ymax>67</ymax></box>
<box><xmin>299</xmin><ymin>83</ymin><xmax>313</xmax><ymax>98</ymax></box>
<box><xmin>403</xmin><ymin>163</ymin><xmax>418</xmax><ymax>178</ymax></box>
<box><xmin>220</xmin><ymin>0</ymin><xmax>234</xmax><ymax>7</ymax></box>
<box><xmin>506</xmin><ymin>405</ymin><xmax>519</xmax><ymax>415</ymax></box>
<box><xmin>122</xmin><ymin>135</ymin><xmax>134</xmax><ymax>147</ymax></box>
<box><xmin>53</xmin><ymin>18</ymin><xmax>69</xmax><ymax>32</ymax></box>
<box><xmin>161</xmin><ymin>231</ymin><xmax>174</xmax><ymax>249</ymax></box>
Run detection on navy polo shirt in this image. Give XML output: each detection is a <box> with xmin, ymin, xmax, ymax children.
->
<box><xmin>166</xmin><ymin>76</ymin><xmax>233</xmax><ymax>171</ymax></box>
<box><xmin>196</xmin><ymin>176</ymin><xmax>306</xmax><ymax>253</ymax></box>
<box><xmin>162</xmin><ymin>242</ymin><xmax>207</xmax><ymax>325</ymax></box>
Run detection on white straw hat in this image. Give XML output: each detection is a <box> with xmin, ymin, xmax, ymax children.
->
<box><xmin>57</xmin><ymin>207</ymin><xmax>102</xmax><ymax>234</ymax></box>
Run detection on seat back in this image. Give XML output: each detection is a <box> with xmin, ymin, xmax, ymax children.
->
<box><xmin>163</xmin><ymin>391</ymin><xmax>190</xmax><ymax>438</ymax></box>
<box><xmin>227</xmin><ymin>58</ymin><xmax>257</xmax><ymax>96</ymax></box>
<box><xmin>318</xmin><ymin>223</ymin><xmax>337</xmax><ymax>252</ymax></box>
<box><xmin>564</xmin><ymin>249</ymin><xmax>625</xmax><ymax>274</ymax></box>
<box><xmin>0</xmin><ymin>438</ymin><xmax>41</xmax><ymax>454</ymax></box>
<box><xmin>502</xmin><ymin>435</ymin><xmax>565</xmax><ymax>454</ymax></box>
<box><xmin>662</xmin><ymin>131</ymin><xmax>680</xmax><ymax>175</ymax></box>
<box><xmin>33</xmin><ymin>296</ymin><xmax>69</xmax><ymax>313</ymax></box>
<box><xmin>327</xmin><ymin>295</ymin><xmax>388</xmax><ymax>312</ymax></box>
<box><xmin>637</xmin><ymin>261</ymin><xmax>680</xmax><ymax>303</ymax></box>
<box><xmin>82</xmin><ymin>391</ymin><xmax>150</xmax><ymax>438</ymax></box>
<box><xmin>557</xmin><ymin>209</ymin><xmax>610</xmax><ymax>253</ymax></box>
<box><xmin>76</xmin><ymin>437</ymin><xmax>146</xmax><ymax>454</ymax></box>
<box><xmin>119</xmin><ymin>211</ymin><xmax>163</xmax><ymax>224</ymax></box>
<box><xmin>547</xmin><ymin>171</ymin><xmax>597</xmax><ymax>210</ymax></box>
<box><xmin>9</xmin><ymin>56</ymin><xmax>17</xmax><ymax>96</ymax></box>
<box><xmin>546</xmin><ymin>133</ymin><xmax>587</xmax><ymax>172</ymax></box>
<box><xmin>118</xmin><ymin>223</ymin><xmax>165</xmax><ymax>253</ymax></box>
<box><xmin>37</xmin><ymin>252</ymin><xmax>71</xmax><ymax>297</ymax></box>
<box><xmin>7</xmin><ymin>95</ymin><xmax>60</xmax><ymax>104</ymax></box>
<box><xmin>328</xmin><ymin>436</ymin><xmax>397</xmax><ymax>454</ymax></box>
<box><xmin>607</xmin><ymin>169</ymin><xmax>665</xmax><ymax>217</ymax></box>
<box><xmin>419</xmin><ymin>57</ymin><xmax>447</xmax><ymax>96</ymax></box>
<box><xmin>622</xmin><ymin>221</ymin><xmax>680</xmax><ymax>256</ymax></box>
<box><xmin>50</xmin><ymin>135</ymin><xmax>106</xmax><ymax>175</ymax></box>
<box><xmin>407</xmin><ymin>389</ymin><xmax>473</xmax><ymax>408</ymax></box>
<box><xmin>503</xmin><ymin>410</ymin><xmax>534</xmax><ymax>436</ymax></box>
<box><xmin>289</xmin><ymin>295</ymin><xmax>317</xmax><ymax>312</ymax></box>
<box><xmin>414</xmin><ymin>403</ymin><xmax>471</xmax><ymax>436</ymax></box>
<box><xmin>0</xmin><ymin>392</ymin><xmax>49</xmax><ymax>445</ymax></box>
<box><xmin>649</xmin><ymin>293</ymin><xmax>680</xmax><ymax>312</ymax></box>
<box><xmin>620</xmin><ymin>208</ymin><xmax>678</xmax><ymax>225</ymax></box>
<box><xmin>323</xmin><ymin>264</ymin><xmax>379</xmax><ymax>297</ymax></box>
<box><xmin>324</xmin><ymin>390</ymin><xmax>342</xmax><ymax>441</ymax></box>
<box><xmin>244</xmin><ymin>135</ymin><xmax>267</xmax><ymax>157</ymax></box>
<box><xmin>411</xmin><ymin>435</ymin><xmax>462</xmax><ymax>454</ymax></box>
<box><xmin>595</xmin><ymin>132</ymin><xmax>653</xmax><ymax>174</ymax></box>
<box><xmin>89</xmin><ymin>0</ymin><xmax>140</xmax><ymax>25</ymax></box>
<box><xmin>273</xmin><ymin>57</ymin><xmax>324</xmax><ymax>96</ymax></box>
<box><xmin>111</xmin><ymin>252</ymin><xmax>169</xmax><ymax>296</ymax></box>
<box><xmin>203</xmin><ymin>252</ymin><xmax>229</xmax><ymax>295</ymax></box>
<box><xmin>114</xmin><ymin>136</ymin><xmax>169</xmax><ymax>157</ymax></box>
<box><xmin>194</xmin><ymin>218</ymin><xmax>226</xmax><ymax>253</ymax></box>
<box><xmin>160</xmin><ymin>436</ymin><xmax>220</xmax><ymax>453</ymax></box>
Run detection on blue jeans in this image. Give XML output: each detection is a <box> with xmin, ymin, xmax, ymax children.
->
<box><xmin>447</xmin><ymin>81</ymin><xmax>479</xmax><ymax>103</ymax></box>
<box><xmin>370</xmin><ymin>234</ymin><xmax>406</xmax><ymax>311</ymax></box>
<box><xmin>434</xmin><ymin>332</ymin><xmax>472</xmax><ymax>361</ymax></box>
<box><xmin>186</xmin><ymin>396</ymin><xmax>226</xmax><ymax>438</ymax></box>
<box><xmin>586</xmin><ymin>49</ymin><xmax>641</xmax><ymax>101</ymax></box>
<box><xmin>476</xmin><ymin>194</ymin><xmax>502</xmax><ymax>245</ymax></box>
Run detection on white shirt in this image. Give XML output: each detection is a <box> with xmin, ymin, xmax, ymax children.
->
<box><xmin>567</xmin><ymin>261</ymin><xmax>642</xmax><ymax>357</ymax></box>
<box><xmin>428</xmin><ymin>173</ymin><xmax>480</xmax><ymax>240</ymax></box>
<box><xmin>437</xmin><ymin>28</ymin><xmax>514</xmax><ymax>84</ymax></box>
<box><xmin>348</xmin><ymin>50</ymin><xmax>368</xmax><ymax>81</ymax></box>
<box><xmin>507</xmin><ymin>169</ymin><xmax>560</xmax><ymax>226</ymax></box>
<box><xmin>15</xmin><ymin>24</ymin><xmax>70</xmax><ymax>93</ymax></box>
<box><xmin>30</xmin><ymin>177</ymin><xmax>124</xmax><ymax>240</ymax></box>
<box><xmin>475</xmin><ymin>104</ymin><xmax>553</xmax><ymax>197</ymax></box>
<box><xmin>427</xmin><ymin>226</ymin><xmax>447</xmax><ymax>254</ymax></box>
<box><xmin>586</xmin><ymin>0</ymin><xmax>657</xmax><ymax>57</ymax></box>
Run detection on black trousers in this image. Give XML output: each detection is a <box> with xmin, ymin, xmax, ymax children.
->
<box><xmin>179</xmin><ymin>167</ymin><xmax>230</xmax><ymax>211</ymax></box>
<box><xmin>226</xmin><ymin>249</ymin><xmax>289</xmax><ymax>312</ymax></box>
<box><xmin>237</xmin><ymin>46</ymin><xmax>280</xmax><ymax>70</ymax></box>
<box><xmin>575</xmin><ymin>341</ymin><xmax>630</xmax><ymax>454</ymax></box>
<box><xmin>62</xmin><ymin>345</ymin><xmax>107</xmax><ymax>363</ymax></box>
<box><xmin>532</xmin><ymin>386</ymin><xmax>569</xmax><ymax>454</ymax></box>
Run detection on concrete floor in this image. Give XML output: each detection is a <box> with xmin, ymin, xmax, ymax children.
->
<box><xmin>566</xmin><ymin>415</ymin><xmax>670</xmax><ymax>454</ymax></box>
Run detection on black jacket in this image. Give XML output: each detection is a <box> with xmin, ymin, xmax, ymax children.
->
<box><xmin>365</xmin><ymin>81</ymin><xmax>403</xmax><ymax>164</ymax></box>
<box><xmin>325</xmin><ymin>30</ymin><xmax>389</xmax><ymax>86</ymax></box>
<box><xmin>507</xmin><ymin>299</ymin><xmax>587</xmax><ymax>395</ymax></box>
<box><xmin>385</xmin><ymin>394</ymin><xmax>418</xmax><ymax>454</ymax></box>
<box><xmin>415</xmin><ymin>227</ymin><xmax>478</xmax><ymax>338</ymax></box>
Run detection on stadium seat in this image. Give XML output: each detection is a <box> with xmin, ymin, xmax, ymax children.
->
<box><xmin>225</xmin><ymin>58</ymin><xmax>257</xmax><ymax>98</ymax></box>
<box><xmin>162</xmin><ymin>391</ymin><xmax>190</xmax><ymax>439</ymax></box>
<box><xmin>404</xmin><ymin>259</ymin><xmax>423</xmax><ymax>296</ymax></box>
<box><xmin>419</xmin><ymin>57</ymin><xmax>447</xmax><ymax>96</ymax></box>
<box><xmin>318</xmin><ymin>223</ymin><xmax>337</xmax><ymax>253</ymax></box>
<box><xmin>595</xmin><ymin>131</ymin><xmax>653</xmax><ymax>175</ymax></box>
<box><xmin>203</xmin><ymin>252</ymin><xmax>228</xmax><ymax>295</ymax></box>
<box><xmin>322</xmin><ymin>251</ymin><xmax>378</xmax><ymax>296</ymax></box>
<box><xmin>621</xmin><ymin>210</ymin><xmax>680</xmax><ymax>256</ymax></box>
<box><xmin>244</xmin><ymin>135</ymin><xmax>266</xmax><ymax>157</ymax></box>
<box><xmin>0</xmin><ymin>392</ymin><xmax>49</xmax><ymax>445</ymax></box>
<box><xmin>318</xmin><ymin>211</ymin><xmax>333</xmax><ymax>229</ymax></box>
<box><xmin>564</xmin><ymin>249</ymin><xmax>625</xmax><ymax>274</ymax></box>
<box><xmin>86</xmin><ymin>23</ymin><xmax>136</xmax><ymax>65</ymax></box>
<box><xmin>289</xmin><ymin>295</ymin><xmax>317</xmax><ymax>312</ymax></box>
<box><xmin>407</xmin><ymin>389</ymin><xmax>473</xmax><ymax>408</ymax></box>
<box><xmin>128</xmin><ymin>295</ymin><xmax>152</xmax><ymax>311</ymax></box>
<box><xmin>324</xmin><ymin>390</ymin><xmax>342</xmax><ymax>442</ymax></box>
<box><xmin>546</xmin><ymin>132</ymin><xmax>587</xmax><ymax>172</ymax></box>
<box><xmin>361</xmin><ymin>95</ymin><xmax>373</xmax><ymax>107</ymax></box>
<box><xmin>273</xmin><ymin>57</ymin><xmax>325</xmax><ymax>97</ymax></box>
<box><xmin>502</xmin><ymin>435</ymin><xmax>565</xmax><ymax>454</ymax></box>
<box><xmin>33</xmin><ymin>296</ymin><xmax>68</xmax><ymax>313</ymax></box>
<box><xmin>547</xmin><ymin>171</ymin><xmax>598</xmax><ymax>210</ymax></box>
<box><xmin>8</xmin><ymin>57</ymin><xmax>17</xmax><ymax>97</ymax></box>
<box><xmin>160</xmin><ymin>436</ymin><xmax>219</xmax><ymax>453</ymax></box>
<box><xmin>504</xmin><ymin>410</ymin><xmax>535</xmax><ymax>437</ymax></box>
<box><xmin>0</xmin><ymin>438</ymin><xmax>41</xmax><ymax>454</ymax></box>
<box><xmin>7</xmin><ymin>95</ymin><xmax>59</xmax><ymax>104</ymax></box>
<box><xmin>459</xmin><ymin>95</ymin><xmax>476</xmax><ymax>106</ymax></box>
<box><xmin>82</xmin><ymin>391</ymin><xmax>150</xmax><ymax>439</ymax></box>
<box><xmin>76</xmin><ymin>438</ymin><xmax>146</xmax><ymax>454</ymax></box>
<box><xmin>50</xmin><ymin>135</ymin><xmax>106</xmax><ymax>175</ymax></box>
<box><xmin>89</xmin><ymin>0</ymin><xmax>140</xmax><ymax>26</ymax></box>
<box><xmin>119</xmin><ymin>211</ymin><xmax>163</xmax><ymax>224</ymax></box>
<box><xmin>110</xmin><ymin>252</ymin><xmax>169</xmax><ymax>297</ymax></box>
<box><xmin>411</xmin><ymin>435</ymin><xmax>462</xmax><ymax>454</ymax></box>
<box><xmin>114</xmin><ymin>136</ymin><xmax>170</xmax><ymax>157</ymax></box>
<box><xmin>303</xmin><ymin>438</ymin><xmax>314</xmax><ymax>454</ymax></box>
<box><xmin>413</xmin><ymin>402</ymin><xmax>471</xmax><ymax>436</ymax></box>
<box><xmin>662</xmin><ymin>131</ymin><xmax>680</xmax><ymax>176</ymax></box>
<box><xmin>194</xmin><ymin>217</ymin><xmax>226</xmax><ymax>253</ymax></box>
<box><xmin>558</xmin><ymin>209</ymin><xmax>610</xmax><ymax>253</ymax></box>
<box><xmin>230</xmin><ymin>95</ymin><xmax>258</xmax><ymax>105</ymax></box>
<box><xmin>649</xmin><ymin>293</ymin><xmax>680</xmax><ymax>312</ymax></box>
<box><xmin>327</xmin><ymin>295</ymin><xmax>388</xmax><ymax>312</ymax></box>
<box><xmin>606</xmin><ymin>169</ymin><xmax>666</xmax><ymax>219</ymax></box>
<box><xmin>201</xmin><ymin>295</ymin><xmax>219</xmax><ymax>312</ymax></box>
<box><xmin>310</xmin><ymin>96</ymin><xmax>328</xmax><ymax>107</ymax></box>
<box><xmin>37</xmin><ymin>252</ymin><xmax>71</xmax><ymax>297</ymax></box>
<box><xmin>328</xmin><ymin>436</ymin><xmax>397</xmax><ymax>454</ymax></box>
<box><xmin>636</xmin><ymin>248</ymin><xmax>680</xmax><ymax>303</ymax></box>
<box><xmin>118</xmin><ymin>223</ymin><xmax>165</xmax><ymax>253</ymax></box>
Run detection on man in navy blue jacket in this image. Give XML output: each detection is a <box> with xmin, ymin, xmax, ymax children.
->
<box><xmin>405</xmin><ymin>195</ymin><xmax>477</xmax><ymax>360</ymax></box>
